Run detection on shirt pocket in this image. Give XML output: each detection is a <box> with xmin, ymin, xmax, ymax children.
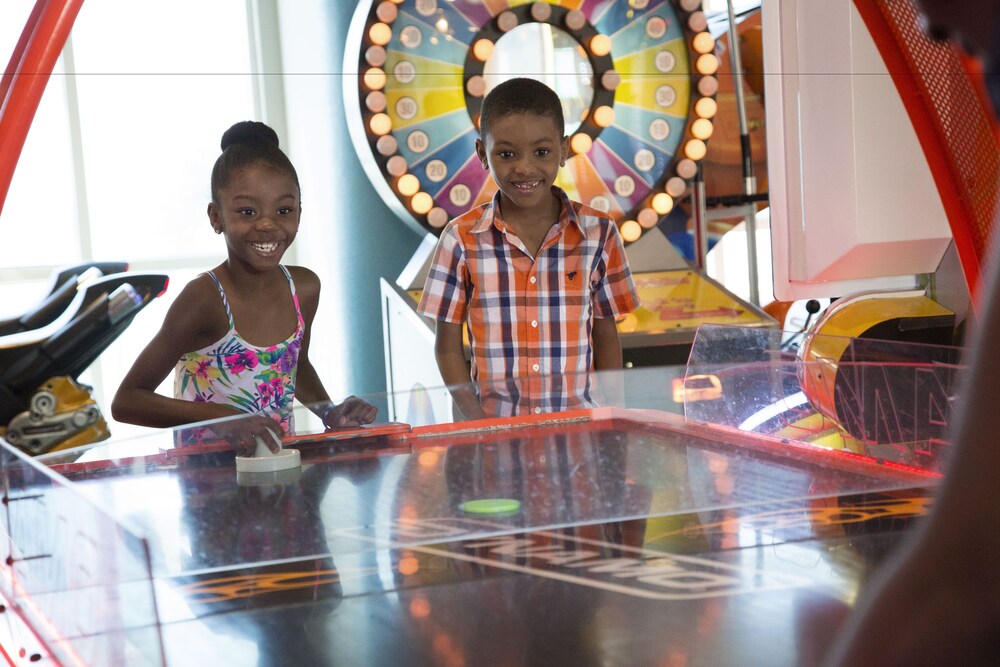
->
<box><xmin>546</xmin><ymin>258</ymin><xmax>592</xmax><ymax>346</ymax></box>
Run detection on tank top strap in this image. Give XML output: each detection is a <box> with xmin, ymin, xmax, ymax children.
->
<box><xmin>205</xmin><ymin>270</ymin><xmax>235</xmax><ymax>330</ymax></box>
<box><xmin>279</xmin><ymin>265</ymin><xmax>305</xmax><ymax>328</ymax></box>
<box><xmin>279</xmin><ymin>265</ymin><xmax>295</xmax><ymax>296</ymax></box>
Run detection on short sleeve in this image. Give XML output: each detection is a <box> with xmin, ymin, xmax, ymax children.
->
<box><xmin>591</xmin><ymin>221</ymin><xmax>640</xmax><ymax>318</ymax></box>
<box><xmin>416</xmin><ymin>223</ymin><xmax>469</xmax><ymax>323</ymax></box>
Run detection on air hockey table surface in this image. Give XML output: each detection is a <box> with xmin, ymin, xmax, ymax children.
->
<box><xmin>0</xmin><ymin>327</ymin><xmax>958</xmax><ymax>666</ymax></box>
<box><xmin>2</xmin><ymin>416</ymin><xmax>937</xmax><ymax>666</ymax></box>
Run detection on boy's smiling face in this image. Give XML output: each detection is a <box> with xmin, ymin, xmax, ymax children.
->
<box><xmin>476</xmin><ymin>111</ymin><xmax>569</xmax><ymax>220</ymax></box>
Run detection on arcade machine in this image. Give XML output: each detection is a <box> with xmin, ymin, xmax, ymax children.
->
<box><xmin>756</xmin><ymin>0</ymin><xmax>998</xmax><ymax>457</ymax></box>
<box><xmin>0</xmin><ymin>0</ymin><xmax>994</xmax><ymax>665</ymax></box>
<box><xmin>342</xmin><ymin>0</ymin><xmax>778</xmax><ymax>421</ymax></box>
<box><xmin>0</xmin><ymin>264</ymin><xmax>167</xmax><ymax>454</ymax></box>
<box><xmin>0</xmin><ymin>0</ymin><xmax>168</xmax><ymax>457</ymax></box>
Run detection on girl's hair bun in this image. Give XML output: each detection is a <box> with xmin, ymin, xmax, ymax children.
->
<box><xmin>220</xmin><ymin>120</ymin><xmax>280</xmax><ymax>152</ymax></box>
<box><xmin>211</xmin><ymin>120</ymin><xmax>299</xmax><ymax>203</ymax></box>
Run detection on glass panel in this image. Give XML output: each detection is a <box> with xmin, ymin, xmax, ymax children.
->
<box><xmin>0</xmin><ymin>447</ymin><xmax>163</xmax><ymax>665</ymax></box>
<box><xmin>685</xmin><ymin>323</ymin><xmax>963</xmax><ymax>474</ymax></box>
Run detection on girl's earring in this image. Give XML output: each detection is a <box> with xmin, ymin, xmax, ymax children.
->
<box><xmin>213</xmin><ymin>227</ymin><xmax>222</xmax><ymax>234</ymax></box>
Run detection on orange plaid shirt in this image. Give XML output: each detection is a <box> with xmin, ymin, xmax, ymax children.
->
<box><xmin>418</xmin><ymin>188</ymin><xmax>639</xmax><ymax>417</ymax></box>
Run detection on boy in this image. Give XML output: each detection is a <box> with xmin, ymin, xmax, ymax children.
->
<box><xmin>417</xmin><ymin>78</ymin><xmax>639</xmax><ymax>419</ymax></box>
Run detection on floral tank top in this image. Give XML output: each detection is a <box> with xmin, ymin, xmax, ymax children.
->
<box><xmin>174</xmin><ymin>267</ymin><xmax>304</xmax><ymax>443</ymax></box>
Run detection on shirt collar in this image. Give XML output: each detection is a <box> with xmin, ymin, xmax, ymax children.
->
<box><xmin>470</xmin><ymin>186</ymin><xmax>583</xmax><ymax>234</ymax></box>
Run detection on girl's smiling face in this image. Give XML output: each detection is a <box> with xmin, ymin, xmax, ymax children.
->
<box><xmin>209</xmin><ymin>162</ymin><xmax>301</xmax><ymax>271</ymax></box>
<box><xmin>476</xmin><ymin>111</ymin><xmax>568</xmax><ymax>219</ymax></box>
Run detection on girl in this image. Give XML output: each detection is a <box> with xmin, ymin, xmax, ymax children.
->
<box><xmin>112</xmin><ymin>121</ymin><xmax>375</xmax><ymax>455</ymax></box>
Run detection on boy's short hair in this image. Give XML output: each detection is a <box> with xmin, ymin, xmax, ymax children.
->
<box><xmin>479</xmin><ymin>77</ymin><xmax>565</xmax><ymax>138</ymax></box>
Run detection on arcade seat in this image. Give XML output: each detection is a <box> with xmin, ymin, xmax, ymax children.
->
<box><xmin>0</xmin><ymin>261</ymin><xmax>128</xmax><ymax>336</ymax></box>
<box><xmin>0</xmin><ymin>270</ymin><xmax>168</xmax><ymax>455</ymax></box>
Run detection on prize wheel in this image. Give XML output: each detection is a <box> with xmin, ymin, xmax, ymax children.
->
<box><xmin>344</xmin><ymin>0</ymin><xmax>719</xmax><ymax>244</ymax></box>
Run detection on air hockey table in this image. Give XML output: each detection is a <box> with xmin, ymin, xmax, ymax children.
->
<box><xmin>0</xmin><ymin>325</ymin><xmax>958</xmax><ymax>666</ymax></box>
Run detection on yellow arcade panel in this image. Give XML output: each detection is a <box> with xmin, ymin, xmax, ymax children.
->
<box><xmin>619</xmin><ymin>269</ymin><xmax>772</xmax><ymax>334</ymax></box>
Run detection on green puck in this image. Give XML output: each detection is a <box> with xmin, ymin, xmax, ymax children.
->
<box><xmin>459</xmin><ymin>498</ymin><xmax>521</xmax><ymax>515</ymax></box>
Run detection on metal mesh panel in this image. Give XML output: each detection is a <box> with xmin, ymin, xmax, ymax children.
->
<box><xmin>855</xmin><ymin>0</ymin><xmax>1000</xmax><ymax>296</ymax></box>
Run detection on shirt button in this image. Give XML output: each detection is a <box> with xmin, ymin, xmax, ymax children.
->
<box><xmin>532</xmin><ymin>364</ymin><xmax>540</xmax><ymax>372</ymax></box>
<box><xmin>529</xmin><ymin>276</ymin><xmax>536</xmax><ymax>284</ymax></box>
<box><xmin>531</xmin><ymin>320</ymin><xmax>538</xmax><ymax>328</ymax></box>
<box><xmin>533</xmin><ymin>407</ymin><xmax>542</xmax><ymax>414</ymax></box>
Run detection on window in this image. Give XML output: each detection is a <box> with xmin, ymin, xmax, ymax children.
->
<box><xmin>1</xmin><ymin>0</ymin><xmax>260</xmax><ymax>441</ymax></box>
